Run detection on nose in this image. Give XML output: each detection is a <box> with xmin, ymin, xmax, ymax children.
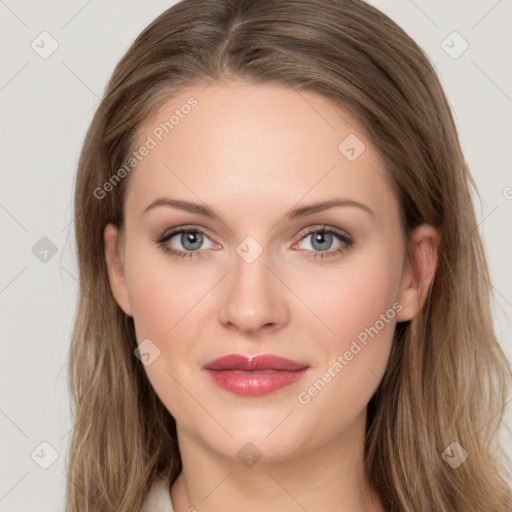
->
<box><xmin>218</xmin><ymin>248</ymin><xmax>289</xmax><ymax>336</ymax></box>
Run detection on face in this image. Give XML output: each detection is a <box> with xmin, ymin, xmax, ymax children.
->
<box><xmin>105</xmin><ymin>81</ymin><xmax>437</xmax><ymax>463</ymax></box>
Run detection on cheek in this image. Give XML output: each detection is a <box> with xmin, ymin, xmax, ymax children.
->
<box><xmin>295</xmin><ymin>301</ymin><xmax>396</xmax><ymax>443</ymax></box>
<box><xmin>128</xmin><ymin>272</ymin><xmax>172</xmax><ymax>341</ymax></box>
<box><xmin>292</xmin><ymin>242</ymin><xmax>402</xmax><ymax>418</ymax></box>
<box><xmin>125</xmin><ymin>244</ymin><xmax>210</xmax><ymax>340</ymax></box>
<box><xmin>123</xmin><ymin>248</ymin><xmax>207</xmax><ymax>421</ymax></box>
<box><xmin>300</xmin><ymin>248</ymin><xmax>403</xmax><ymax>352</ymax></box>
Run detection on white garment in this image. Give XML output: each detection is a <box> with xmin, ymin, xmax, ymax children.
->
<box><xmin>141</xmin><ymin>475</ymin><xmax>175</xmax><ymax>512</ymax></box>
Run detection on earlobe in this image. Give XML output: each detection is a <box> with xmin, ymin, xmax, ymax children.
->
<box><xmin>104</xmin><ymin>223</ymin><xmax>133</xmax><ymax>317</ymax></box>
<box><xmin>395</xmin><ymin>224</ymin><xmax>440</xmax><ymax>322</ymax></box>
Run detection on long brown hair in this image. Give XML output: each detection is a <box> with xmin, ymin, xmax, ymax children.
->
<box><xmin>66</xmin><ymin>0</ymin><xmax>512</xmax><ymax>510</ymax></box>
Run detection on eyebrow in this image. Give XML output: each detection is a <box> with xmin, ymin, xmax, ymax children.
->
<box><xmin>144</xmin><ymin>197</ymin><xmax>375</xmax><ymax>220</ymax></box>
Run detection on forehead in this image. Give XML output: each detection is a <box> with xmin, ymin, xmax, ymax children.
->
<box><xmin>125</xmin><ymin>82</ymin><xmax>395</xmax><ymax>222</ymax></box>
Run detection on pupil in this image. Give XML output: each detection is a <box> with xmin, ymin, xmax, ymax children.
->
<box><xmin>313</xmin><ymin>232</ymin><xmax>331</xmax><ymax>251</ymax></box>
<box><xmin>183</xmin><ymin>232</ymin><xmax>202</xmax><ymax>250</ymax></box>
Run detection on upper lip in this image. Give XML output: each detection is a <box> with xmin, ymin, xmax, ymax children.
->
<box><xmin>203</xmin><ymin>354</ymin><xmax>309</xmax><ymax>371</ymax></box>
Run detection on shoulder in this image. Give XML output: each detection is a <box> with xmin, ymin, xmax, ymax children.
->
<box><xmin>141</xmin><ymin>474</ymin><xmax>174</xmax><ymax>512</ymax></box>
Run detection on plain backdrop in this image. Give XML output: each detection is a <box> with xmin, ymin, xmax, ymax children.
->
<box><xmin>1</xmin><ymin>0</ymin><xmax>511</xmax><ymax>510</ymax></box>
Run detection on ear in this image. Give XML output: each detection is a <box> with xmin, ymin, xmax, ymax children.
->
<box><xmin>395</xmin><ymin>224</ymin><xmax>440</xmax><ymax>322</ymax></box>
<box><xmin>104</xmin><ymin>223</ymin><xmax>133</xmax><ymax>317</ymax></box>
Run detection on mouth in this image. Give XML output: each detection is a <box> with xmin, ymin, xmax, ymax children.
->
<box><xmin>202</xmin><ymin>354</ymin><xmax>310</xmax><ymax>396</ymax></box>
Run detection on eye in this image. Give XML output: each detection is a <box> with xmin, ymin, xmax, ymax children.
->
<box><xmin>154</xmin><ymin>225</ymin><xmax>353</xmax><ymax>261</ymax></box>
<box><xmin>292</xmin><ymin>226</ymin><xmax>353</xmax><ymax>260</ymax></box>
<box><xmin>155</xmin><ymin>226</ymin><xmax>218</xmax><ymax>260</ymax></box>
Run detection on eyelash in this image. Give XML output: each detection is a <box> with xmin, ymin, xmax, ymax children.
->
<box><xmin>154</xmin><ymin>225</ymin><xmax>354</xmax><ymax>261</ymax></box>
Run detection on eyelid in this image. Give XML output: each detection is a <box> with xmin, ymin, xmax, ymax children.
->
<box><xmin>156</xmin><ymin>224</ymin><xmax>213</xmax><ymax>243</ymax></box>
<box><xmin>296</xmin><ymin>224</ymin><xmax>352</xmax><ymax>242</ymax></box>
<box><xmin>155</xmin><ymin>225</ymin><xmax>219</xmax><ymax>250</ymax></box>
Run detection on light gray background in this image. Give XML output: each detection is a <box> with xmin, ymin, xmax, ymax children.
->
<box><xmin>1</xmin><ymin>0</ymin><xmax>511</xmax><ymax>510</ymax></box>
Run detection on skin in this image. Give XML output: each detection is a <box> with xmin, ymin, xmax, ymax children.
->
<box><xmin>104</xmin><ymin>81</ymin><xmax>439</xmax><ymax>512</ymax></box>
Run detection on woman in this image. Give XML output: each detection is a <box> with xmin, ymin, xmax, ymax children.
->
<box><xmin>66</xmin><ymin>0</ymin><xmax>512</xmax><ymax>510</ymax></box>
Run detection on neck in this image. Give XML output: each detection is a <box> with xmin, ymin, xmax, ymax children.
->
<box><xmin>170</xmin><ymin>410</ymin><xmax>386</xmax><ymax>512</ymax></box>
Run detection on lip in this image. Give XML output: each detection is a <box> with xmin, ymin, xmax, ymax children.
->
<box><xmin>202</xmin><ymin>354</ymin><xmax>310</xmax><ymax>396</ymax></box>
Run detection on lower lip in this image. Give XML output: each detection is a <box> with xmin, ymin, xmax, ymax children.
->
<box><xmin>204</xmin><ymin>368</ymin><xmax>309</xmax><ymax>396</ymax></box>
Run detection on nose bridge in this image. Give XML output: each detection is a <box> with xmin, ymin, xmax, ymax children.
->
<box><xmin>218</xmin><ymin>236</ymin><xmax>287</xmax><ymax>333</ymax></box>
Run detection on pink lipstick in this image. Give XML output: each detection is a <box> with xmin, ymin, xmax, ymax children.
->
<box><xmin>202</xmin><ymin>354</ymin><xmax>309</xmax><ymax>396</ymax></box>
